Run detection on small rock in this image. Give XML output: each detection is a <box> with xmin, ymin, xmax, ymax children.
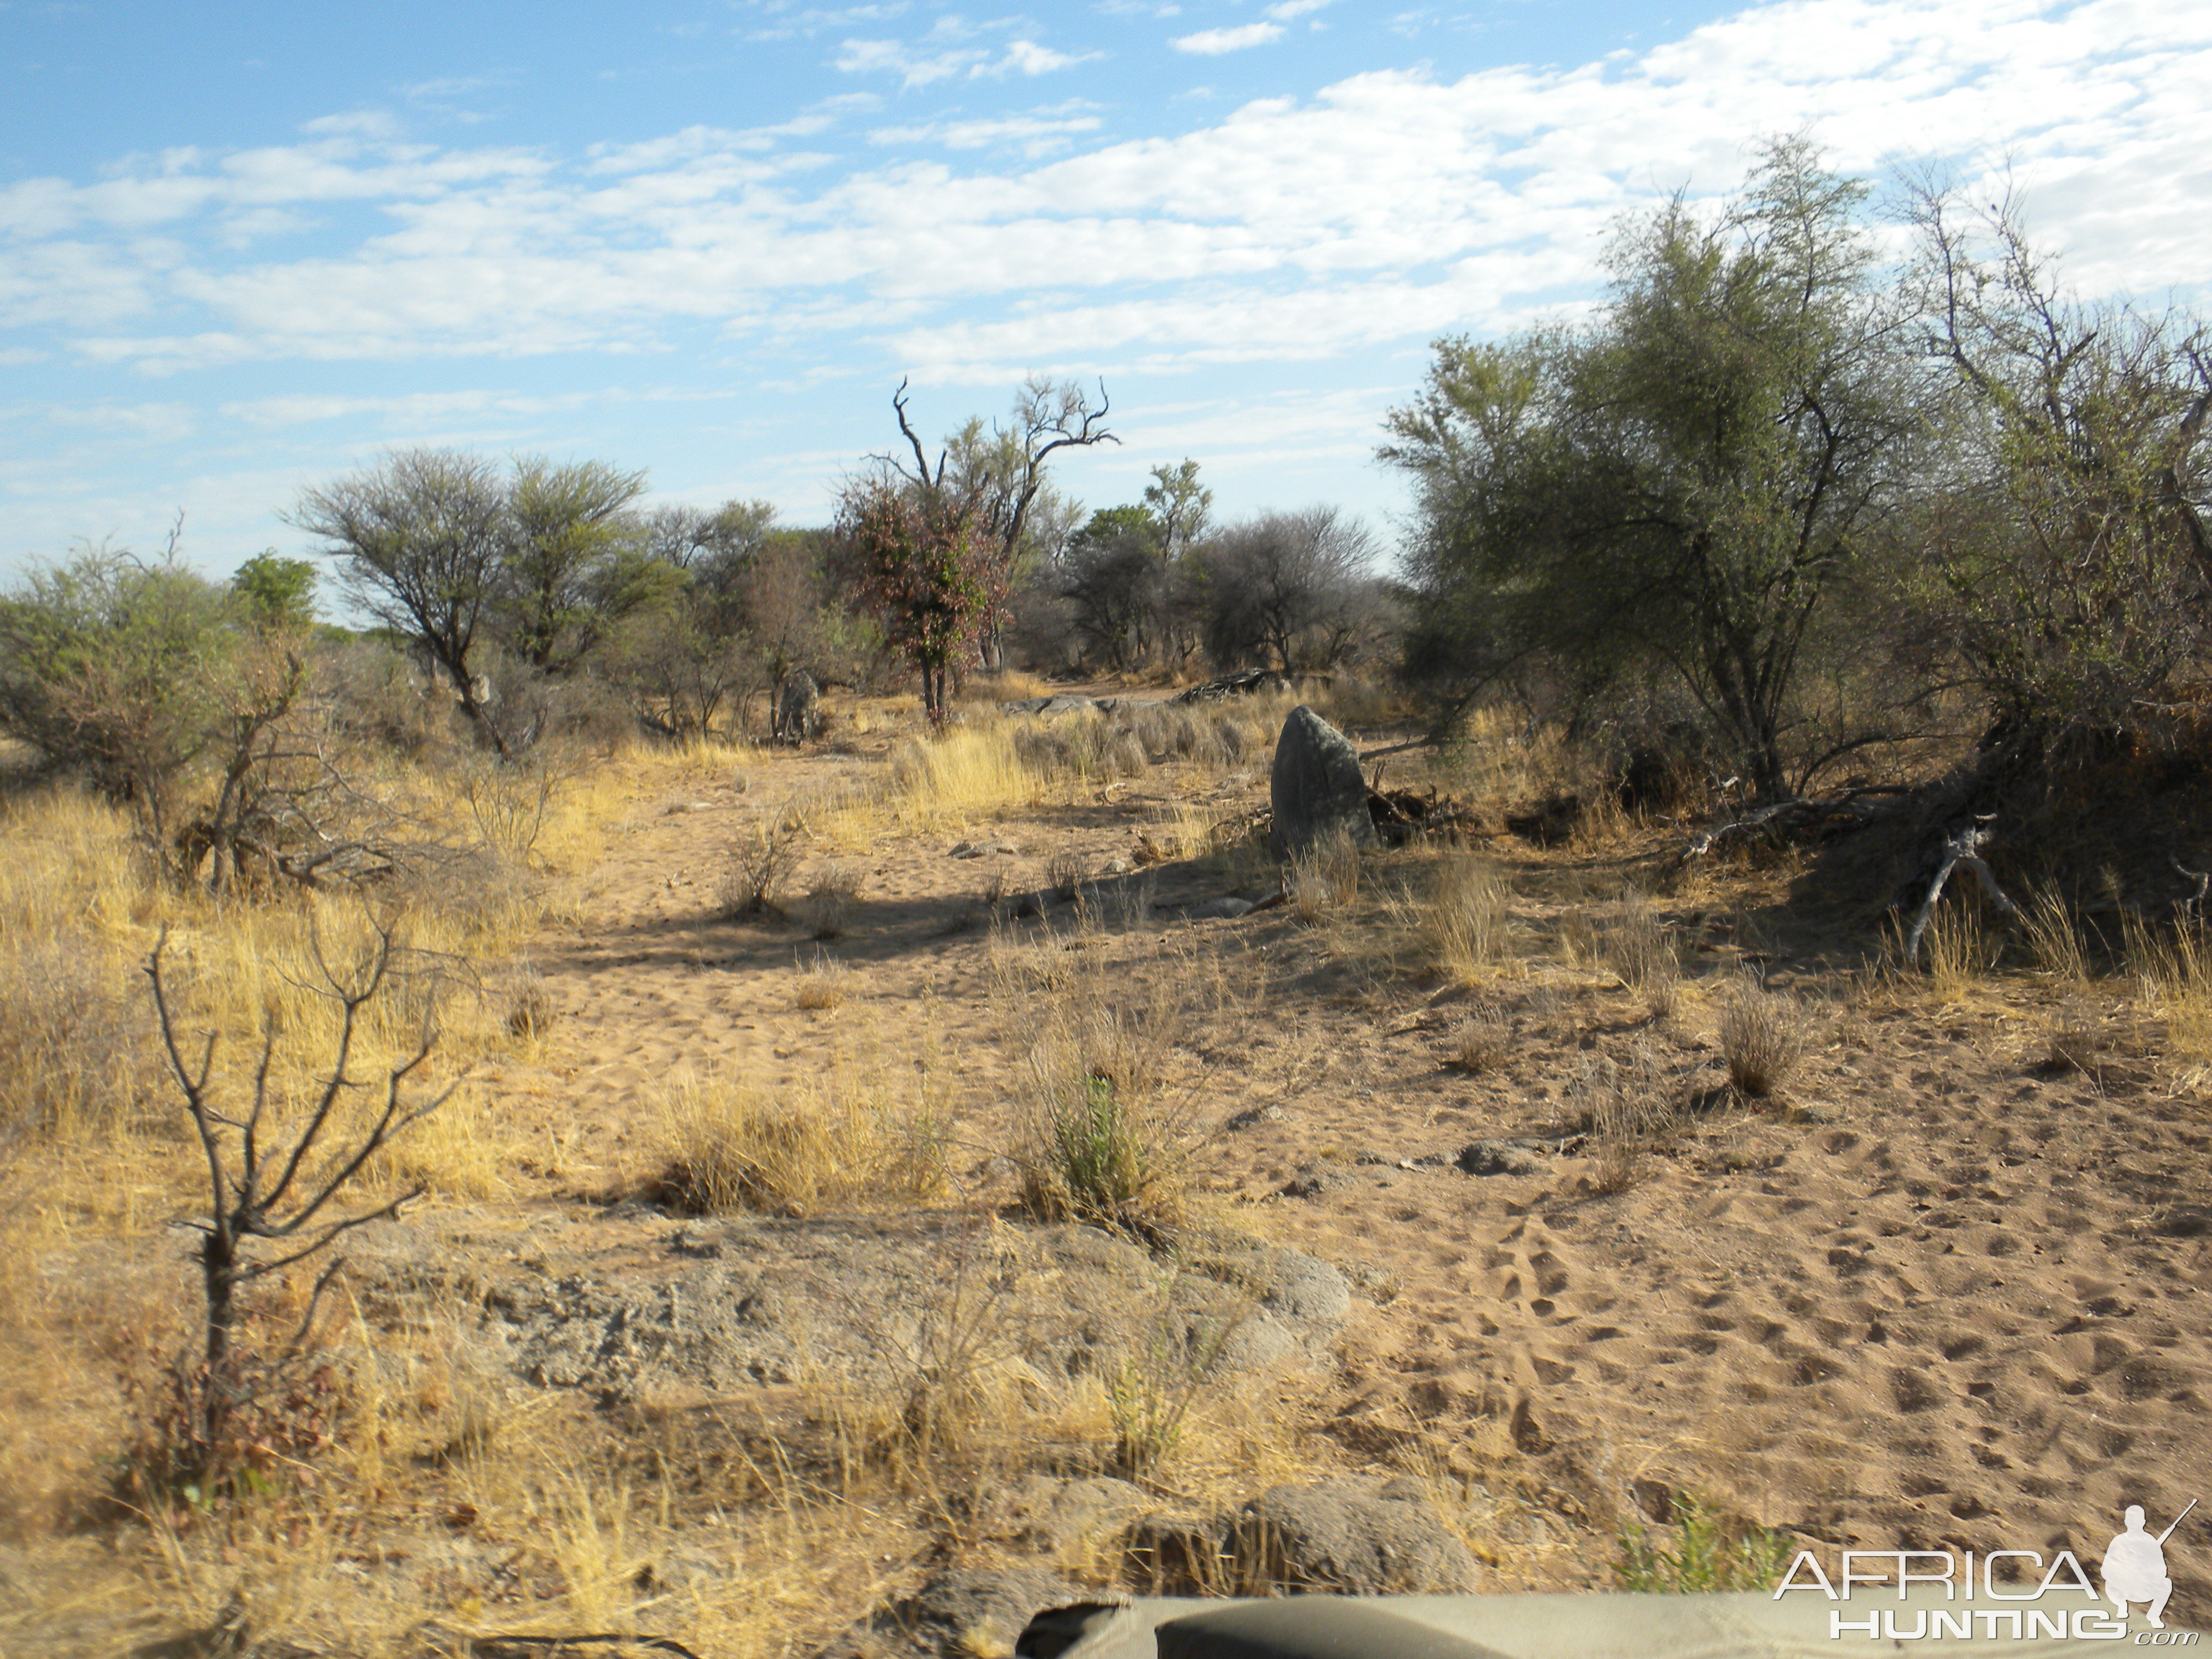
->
<box><xmin>1185</xmin><ymin>896</ymin><xmax>1255</xmax><ymax>921</ymax></box>
<box><xmin>1456</xmin><ymin>1139</ymin><xmax>1540</xmax><ymax>1177</ymax></box>
<box><xmin>1279</xmin><ymin>1163</ymin><xmax>1350</xmax><ymax>1199</ymax></box>
<box><xmin>810</xmin><ymin>1566</ymin><xmax>1088</xmax><ymax>1659</ymax></box>
<box><xmin>1223</xmin><ymin>1103</ymin><xmax>1283</xmax><ymax>1131</ymax></box>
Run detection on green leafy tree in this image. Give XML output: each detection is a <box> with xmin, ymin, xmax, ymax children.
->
<box><xmin>231</xmin><ymin>552</ymin><xmax>319</xmax><ymax>632</ymax></box>
<box><xmin>1384</xmin><ymin>138</ymin><xmax>1916</xmax><ymax>800</ymax></box>
<box><xmin>0</xmin><ymin>543</ymin><xmax>306</xmax><ymax>890</ymax></box>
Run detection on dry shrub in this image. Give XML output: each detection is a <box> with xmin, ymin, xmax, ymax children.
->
<box><xmin>1445</xmin><ymin>1005</ymin><xmax>1511</xmax><ymax>1073</ymax></box>
<box><xmin>801</xmin><ymin>859</ymin><xmax>861</xmax><ymax>938</ymax></box>
<box><xmin>1285</xmin><ymin>826</ymin><xmax>1360</xmax><ymax>922</ymax></box>
<box><xmin>1044</xmin><ymin>850</ymin><xmax>1089</xmax><ymax>899</ymax></box>
<box><xmin>722</xmin><ymin>817</ymin><xmax>805</xmax><ymax>917</ymax></box>
<box><xmin>1717</xmin><ymin>981</ymin><xmax>1806</xmax><ymax>1098</ymax></box>
<box><xmin>114</xmin><ymin>1335</ymin><xmax>347</xmax><ymax>1517</ymax></box>
<box><xmin>502</xmin><ymin>958</ymin><xmax>555</xmax><ymax>1040</ymax></box>
<box><xmin>1575</xmin><ymin>1044</ymin><xmax>1677</xmax><ymax>1192</ymax></box>
<box><xmin>654</xmin><ymin>1073</ymin><xmax>945</xmax><ymax>1215</ymax></box>
<box><xmin>1426</xmin><ymin>847</ymin><xmax>1510</xmax><ymax>980</ymax></box>
<box><xmin>0</xmin><ymin>926</ymin><xmax>145</xmax><ymax>1145</ymax></box>
<box><xmin>794</xmin><ymin>948</ymin><xmax>855</xmax><ymax>1011</ymax></box>
<box><xmin>2042</xmin><ymin>999</ymin><xmax>2104</xmax><ymax>1072</ymax></box>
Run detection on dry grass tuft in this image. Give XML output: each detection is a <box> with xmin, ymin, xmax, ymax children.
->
<box><xmin>1717</xmin><ymin>981</ymin><xmax>1806</xmax><ymax>1098</ymax></box>
<box><xmin>1575</xmin><ymin>1044</ymin><xmax>1678</xmax><ymax>1192</ymax></box>
<box><xmin>1425</xmin><ymin>847</ymin><xmax>1511</xmax><ymax>982</ymax></box>
<box><xmin>1008</xmin><ymin>936</ymin><xmax>1198</xmax><ymax>1240</ymax></box>
<box><xmin>2025</xmin><ymin>888</ymin><xmax>2091</xmax><ymax>985</ymax></box>
<box><xmin>2127</xmin><ymin>917</ymin><xmax>2212</xmax><ymax>1075</ymax></box>
<box><xmin>2042</xmin><ymin>999</ymin><xmax>2105</xmax><ymax>1072</ymax></box>
<box><xmin>1596</xmin><ymin>890</ymin><xmax>1681</xmax><ymax>1016</ymax></box>
<box><xmin>1444</xmin><ymin>1005</ymin><xmax>1511</xmax><ymax>1073</ymax></box>
<box><xmin>722</xmin><ymin>816</ymin><xmax>806</xmax><ymax>917</ymax></box>
<box><xmin>793</xmin><ymin>948</ymin><xmax>856</xmax><ymax>1011</ymax></box>
<box><xmin>653</xmin><ymin>1072</ymin><xmax>945</xmax><ymax>1215</ymax></box>
<box><xmin>801</xmin><ymin>859</ymin><xmax>862</xmax><ymax>938</ymax></box>
<box><xmin>1285</xmin><ymin>826</ymin><xmax>1360</xmax><ymax>922</ymax></box>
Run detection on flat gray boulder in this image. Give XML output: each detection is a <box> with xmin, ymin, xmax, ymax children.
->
<box><xmin>1269</xmin><ymin>706</ymin><xmax>1378</xmax><ymax>860</ymax></box>
<box><xmin>1227</xmin><ymin>1477</ymin><xmax>1481</xmax><ymax>1594</ymax></box>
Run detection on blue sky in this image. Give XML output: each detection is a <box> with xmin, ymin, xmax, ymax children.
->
<box><xmin>3</xmin><ymin>0</ymin><xmax>2207</xmax><ymax>583</ymax></box>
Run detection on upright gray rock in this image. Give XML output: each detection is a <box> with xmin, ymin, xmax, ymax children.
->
<box><xmin>1269</xmin><ymin>705</ymin><xmax>1378</xmax><ymax>860</ymax></box>
<box><xmin>774</xmin><ymin>671</ymin><xmax>821</xmax><ymax>743</ymax></box>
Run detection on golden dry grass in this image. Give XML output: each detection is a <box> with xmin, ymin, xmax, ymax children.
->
<box><xmin>651</xmin><ymin>1070</ymin><xmax>947</xmax><ymax>1215</ymax></box>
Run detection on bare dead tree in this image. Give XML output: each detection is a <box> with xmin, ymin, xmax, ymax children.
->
<box><xmin>145</xmin><ymin>919</ymin><xmax>456</xmax><ymax>1442</ymax></box>
<box><xmin>881</xmin><ymin>376</ymin><xmax>1120</xmax><ymax>671</ymax></box>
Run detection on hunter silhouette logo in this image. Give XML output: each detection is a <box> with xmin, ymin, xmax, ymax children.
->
<box><xmin>1777</xmin><ymin>1495</ymin><xmax>2201</xmax><ymax>1641</ymax></box>
<box><xmin>2106</xmin><ymin>1501</ymin><xmax>2194</xmax><ymax>1630</ymax></box>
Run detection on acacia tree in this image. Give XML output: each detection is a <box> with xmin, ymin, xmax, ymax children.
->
<box><xmin>1384</xmin><ymin>138</ymin><xmax>1916</xmax><ymax>800</ymax></box>
<box><xmin>835</xmin><ymin>475</ymin><xmax>997</xmax><ymax>722</ymax></box>
<box><xmin>1903</xmin><ymin>175</ymin><xmax>2211</xmax><ymax>745</ymax></box>
<box><xmin>1195</xmin><ymin>507</ymin><xmax>1376</xmax><ymax>672</ymax></box>
<box><xmin>1144</xmin><ymin>459</ymin><xmax>1213</xmax><ymax>670</ymax></box>
<box><xmin>495</xmin><ymin>455</ymin><xmax>651</xmax><ymax>674</ymax></box>
<box><xmin>290</xmin><ymin>449</ymin><xmax>509</xmax><ymax>749</ymax></box>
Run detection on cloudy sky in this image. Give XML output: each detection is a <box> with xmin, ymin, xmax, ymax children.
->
<box><xmin>2</xmin><ymin>0</ymin><xmax>2206</xmax><ymax>581</ymax></box>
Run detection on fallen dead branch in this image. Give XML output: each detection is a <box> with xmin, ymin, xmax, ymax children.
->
<box><xmin>1672</xmin><ymin>787</ymin><xmax>1906</xmax><ymax>869</ymax></box>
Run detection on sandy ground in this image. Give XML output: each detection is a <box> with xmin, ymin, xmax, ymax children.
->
<box><xmin>8</xmin><ymin>697</ymin><xmax>2209</xmax><ymax>1652</ymax></box>
<box><xmin>495</xmin><ymin>710</ymin><xmax>2212</xmax><ymax>1606</ymax></box>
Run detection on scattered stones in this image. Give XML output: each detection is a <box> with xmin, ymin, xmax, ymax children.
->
<box><xmin>948</xmin><ymin>838</ymin><xmax>1021</xmax><ymax>858</ymax></box>
<box><xmin>1269</xmin><ymin>706</ymin><xmax>1380</xmax><ymax>861</ymax></box>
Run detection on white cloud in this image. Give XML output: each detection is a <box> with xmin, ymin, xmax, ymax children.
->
<box><xmin>2</xmin><ymin>0</ymin><xmax>2206</xmax><ymax>392</ymax></box>
<box><xmin>869</xmin><ymin>112</ymin><xmax>1105</xmax><ymax>154</ymax></box>
<box><xmin>1266</xmin><ymin>0</ymin><xmax>1333</xmax><ymax>18</ymax></box>
<box><xmin>991</xmin><ymin>40</ymin><xmax>1101</xmax><ymax>75</ymax></box>
<box><xmin>1171</xmin><ymin>22</ymin><xmax>1285</xmax><ymax>53</ymax></box>
<box><xmin>836</xmin><ymin>31</ymin><xmax>1097</xmax><ymax>84</ymax></box>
